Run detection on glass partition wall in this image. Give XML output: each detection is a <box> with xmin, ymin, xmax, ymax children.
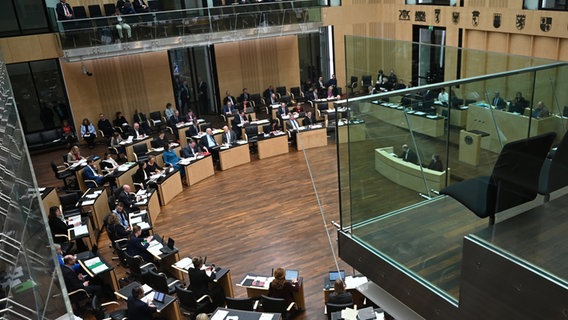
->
<box><xmin>339</xmin><ymin>36</ymin><xmax>568</xmax><ymax>302</ymax></box>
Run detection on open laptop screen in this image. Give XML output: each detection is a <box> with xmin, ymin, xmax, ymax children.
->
<box><xmin>329</xmin><ymin>270</ymin><xmax>345</xmax><ymax>281</ymax></box>
<box><xmin>153</xmin><ymin>291</ymin><xmax>165</xmax><ymax>303</ymax></box>
<box><xmin>285</xmin><ymin>269</ymin><xmax>299</xmax><ymax>281</ymax></box>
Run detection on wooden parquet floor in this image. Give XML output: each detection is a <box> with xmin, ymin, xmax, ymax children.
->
<box><xmin>32</xmin><ymin>137</ymin><xmax>353</xmax><ymax>320</ymax></box>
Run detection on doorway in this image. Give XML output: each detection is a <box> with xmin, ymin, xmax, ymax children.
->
<box><xmin>412</xmin><ymin>26</ymin><xmax>446</xmax><ymax>86</ymax></box>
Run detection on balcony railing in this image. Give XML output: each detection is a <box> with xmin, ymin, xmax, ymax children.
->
<box><xmin>55</xmin><ymin>0</ymin><xmax>324</xmax><ymax>59</ymax></box>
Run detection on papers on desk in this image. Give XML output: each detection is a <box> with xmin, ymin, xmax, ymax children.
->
<box><xmin>178</xmin><ymin>158</ymin><xmax>192</xmax><ymax>165</ymax></box>
<box><xmin>83</xmin><ymin>257</ymin><xmax>109</xmax><ymax>274</ymax></box>
<box><xmin>66</xmin><ymin>215</ymin><xmax>81</xmax><ymax>226</ymax></box>
<box><xmin>309</xmin><ymin>124</ymin><xmax>323</xmax><ymax>129</ymax></box>
<box><xmin>81</xmin><ymin>199</ymin><xmax>95</xmax><ymax>206</ymax></box>
<box><xmin>85</xmin><ymin>194</ymin><xmax>98</xmax><ymax>199</ymax></box>
<box><xmin>220</xmin><ymin>146</ymin><xmax>230</xmax><ymax>150</ymax></box>
<box><xmin>174</xmin><ymin>257</ymin><xmax>194</xmax><ymax>270</ymax></box>
<box><xmin>137</xmin><ymin>222</ymin><xmax>151</xmax><ymax>230</ymax></box>
<box><xmin>240</xmin><ymin>275</ymin><xmax>272</xmax><ymax>288</ymax></box>
<box><xmin>130</xmin><ymin>216</ymin><xmax>143</xmax><ymax>224</ymax></box>
<box><xmin>171</xmin><ymin>142</ymin><xmax>179</xmax><ymax>147</ymax></box>
<box><xmin>117</xmin><ymin>164</ymin><xmax>131</xmax><ymax>172</ymax></box>
<box><xmin>72</xmin><ymin>225</ymin><xmax>88</xmax><ymax>236</ymax></box>
<box><xmin>236</xmin><ymin>140</ymin><xmax>247</xmax><ymax>145</ymax></box>
<box><xmin>414</xmin><ymin>111</ymin><xmax>426</xmax><ymax>116</ymax></box>
<box><xmin>426</xmin><ymin>115</ymin><xmax>438</xmax><ymax>119</ymax></box>
<box><xmin>142</xmin><ymin>284</ymin><xmax>153</xmax><ymax>295</ymax></box>
<box><xmin>251</xmin><ymin>119</ymin><xmax>269</xmax><ymax>125</ymax></box>
<box><xmin>153</xmin><ymin>147</ymin><xmax>164</xmax><ymax>152</ymax></box>
<box><xmin>211</xmin><ymin>310</ymin><xmax>229</xmax><ymax>320</ymax></box>
<box><xmin>147</xmin><ymin>240</ymin><xmax>163</xmax><ymax>257</ymax></box>
<box><xmin>344</xmin><ymin>275</ymin><xmax>368</xmax><ymax>288</ymax></box>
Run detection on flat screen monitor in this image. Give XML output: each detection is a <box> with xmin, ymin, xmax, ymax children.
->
<box><xmin>153</xmin><ymin>291</ymin><xmax>165</xmax><ymax>303</ymax></box>
<box><xmin>285</xmin><ymin>269</ymin><xmax>299</xmax><ymax>281</ymax></box>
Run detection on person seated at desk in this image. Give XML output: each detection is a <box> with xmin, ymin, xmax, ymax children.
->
<box><xmin>302</xmin><ymin>111</ymin><xmax>316</xmax><ymax>127</ymax></box>
<box><xmin>181</xmin><ymin>139</ymin><xmax>202</xmax><ymax>158</ymax></box>
<box><xmin>67</xmin><ymin>145</ymin><xmax>85</xmax><ymax>164</ymax></box>
<box><xmin>393</xmin><ymin>79</ymin><xmax>407</xmax><ymax>91</ymax></box>
<box><xmin>130</xmin><ymin>122</ymin><xmax>147</xmax><ymax>140</ymax></box>
<box><xmin>400</xmin><ymin>144</ymin><xmax>418</xmax><ymax>164</ymax></box>
<box><xmin>491</xmin><ymin>91</ymin><xmax>507</xmax><ymax>110</ymax></box>
<box><xmin>49</xmin><ymin>206</ymin><xmax>88</xmax><ymax>252</ymax></box>
<box><xmin>151</xmin><ymin>130</ymin><xmax>168</xmax><ymax>149</ymax></box>
<box><xmin>223</xmin><ymin>100</ymin><xmax>237</xmax><ymax>116</ymax></box>
<box><xmin>268</xmin><ymin>267</ymin><xmax>299</xmax><ymax>307</ymax></box>
<box><xmin>133</xmin><ymin>161</ymin><xmax>152</xmax><ymax>190</ymax></box>
<box><xmin>83</xmin><ymin>158</ymin><xmax>115</xmax><ymax>188</ymax></box>
<box><xmin>221</xmin><ymin>125</ymin><xmax>237</xmax><ymax>146</ymax></box>
<box><xmin>81</xmin><ymin>118</ymin><xmax>97</xmax><ymax>149</ymax></box>
<box><xmin>231</xmin><ymin>110</ymin><xmax>250</xmax><ymax>140</ymax></box>
<box><xmin>61</xmin><ymin>119</ymin><xmax>77</xmax><ymax>147</ymax></box>
<box><xmin>163</xmin><ymin>142</ymin><xmax>186</xmax><ymax>179</ymax></box>
<box><xmin>61</xmin><ymin>255</ymin><xmax>102</xmax><ymax>298</ymax></box>
<box><xmin>146</xmin><ymin>155</ymin><xmax>163</xmax><ymax>174</ymax></box>
<box><xmin>188</xmin><ymin>256</ymin><xmax>225</xmax><ymax>308</ymax></box>
<box><xmin>437</xmin><ymin>88</ymin><xmax>449</xmax><ymax>105</ymax></box>
<box><xmin>113</xmin><ymin>202</ymin><xmax>131</xmax><ymax>230</ymax></box>
<box><xmin>127</xmin><ymin>285</ymin><xmax>157</xmax><ymax>320</ymax></box>
<box><xmin>287</xmin><ymin>113</ymin><xmax>301</xmax><ymax>132</ymax></box>
<box><xmin>328</xmin><ymin>279</ymin><xmax>353</xmax><ymax>305</ymax></box>
<box><xmin>309</xmin><ymin>88</ymin><xmax>320</xmax><ymax>101</ymax></box>
<box><xmin>54</xmin><ymin>243</ymin><xmax>82</xmax><ymax>272</ymax></box>
<box><xmin>126</xmin><ymin>225</ymin><xmax>153</xmax><ymax>262</ymax></box>
<box><xmin>239</xmin><ymin>88</ymin><xmax>250</xmax><ymax>104</ymax></box>
<box><xmin>168</xmin><ymin>110</ymin><xmax>184</xmax><ymax>139</ymax></box>
<box><xmin>509</xmin><ymin>92</ymin><xmax>528</xmax><ymax>114</ymax></box>
<box><xmin>110</xmin><ymin>132</ymin><xmax>127</xmax><ymax>158</ymax></box>
<box><xmin>133</xmin><ymin>109</ymin><xmax>151</xmax><ymax>133</ymax></box>
<box><xmin>292</xmin><ymin>102</ymin><xmax>303</xmax><ymax>114</ymax></box>
<box><xmin>277</xmin><ymin>103</ymin><xmax>289</xmax><ymax>121</ymax></box>
<box><xmin>427</xmin><ymin>154</ymin><xmax>443</xmax><ymax>172</ymax></box>
<box><xmin>164</xmin><ymin>102</ymin><xmax>175</xmax><ymax>121</ymax></box>
<box><xmin>107</xmin><ymin>212</ymin><xmax>131</xmax><ymax>241</ymax></box>
<box><xmin>223</xmin><ymin>90</ymin><xmax>237</xmax><ymax>108</ymax></box>
<box><xmin>100</xmin><ymin>151</ymin><xmax>119</xmax><ymax>175</ymax></box>
<box><xmin>186</xmin><ymin>121</ymin><xmax>200</xmax><ymax>139</ymax></box>
<box><xmin>532</xmin><ymin>100</ymin><xmax>550</xmax><ymax>119</ymax></box>
<box><xmin>200</xmin><ymin>128</ymin><xmax>219</xmax><ymax>153</ymax></box>
<box><xmin>185</xmin><ymin>110</ymin><xmax>197</xmax><ymax>123</ymax></box>
<box><xmin>98</xmin><ymin>113</ymin><xmax>115</xmax><ymax>138</ymax></box>
<box><xmin>117</xmin><ymin>184</ymin><xmax>139</xmax><ymax>211</ymax></box>
<box><xmin>264</xmin><ymin>119</ymin><xmax>281</xmax><ymax>134</ymax></box>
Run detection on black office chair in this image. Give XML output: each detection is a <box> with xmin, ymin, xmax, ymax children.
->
<box><xmin>51</xmin><ymin>161</ymin><xmax>77</xmax><ymax>191</ymax></box>
<box><xmin>68</xmin><ymin>288</ymin><xmax>92</xmax><ymax>316</ymax></box>
<box><xmin>538</xmin><ymin>131</ymin><xmax>568</xmax><ymax>202</ymax></box>
<box><xmin>175</xmin><ymin>283</ymin><xmax>215</xmax><ymax>317</ymax></box>
<box><xmin>143</xmin><ymin>268</ymin><xmax>180</xmax><ymax>295</ymax></box>
<box><xmin>441</xmin><ymin>132</ymin><xmax>556</xmax><ymax>225</ymax></box>
<box><xmin>226</xmin><ymin>297</ymin><xmax>258</xmax><ymax>311</ymax></box>
<box><xmin>123</xmin><ymin>251</ymin><xmax>155</xmax><ymax>281</ymax></box>
<box><xmin>103</xmin><ymin>3</ymin><xmax>116</xmax><ymax>16</ymax></box>
<box><xmin>250</xmin><ymin>93</ymin><xmax>267</xmax><ymax>114</ymax></box>
<box><xmin>59</xmin><ymin>191</ymin><xmax>83</xmax><ymax>216</ymax></box>
<box><xmin>245</xmin><ymin>126</ymin><xmax>259</xmax><ymax>154</ymax></box>
<box><xmin>149</xmin><ymin>111</ymin><xmax>164</xmax><ymax>132</ymax></box>
<box><xmin>260</xmin><ymin>295</ymin><xmax>295</xmax><ymax>318</ymax></box>
<box><xmin>361</xmin><ymin>75</ymin><xmax>372</xmax><ymax>90</ymax></box>
<box><xmin>148</xmin><ymin>0</ymin><xmax>162</xmax><ymax>11</ymax></box>
<box><xmin>91</xmin><ymin>295</ymin><xmax>127</xmax><ymax>320</ymax></box>
<box><xmin>133</xmin><ymin>143</ymin><xmax>150</xmax><ymax>162</ymax></box>
<box><xmin>326</xmin><ymin>302</ymin><xmax>354</xmax><ymax>320</ymax></box>
<box><xmin>349</xmin><ymin>76</ymin><xmax>358</xmax><ymax>96</ymax></box>
<box><xmin>276</xmin><ymin>86</ymin><xmax>287</xmax><ymax>97</ymax></box>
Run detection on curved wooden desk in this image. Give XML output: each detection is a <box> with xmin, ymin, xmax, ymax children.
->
<box><xmin>374</xmin><ymin>147</ymin><xmax>447</xmax><ymax>193</ymax></box>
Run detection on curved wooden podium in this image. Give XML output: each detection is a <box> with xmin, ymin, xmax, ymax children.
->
<box><xmin>374</xmin><ymin>147</ymin><xmax>447</xmax><ymax>193</ymax></box>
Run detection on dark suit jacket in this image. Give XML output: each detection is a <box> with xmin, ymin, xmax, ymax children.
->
<box><xmin>223</xmin><ymin>104</ymin><xmax>236</xmax><ymax>115</ymax></box>
<box><xmin>130</xmin><ymin>128</ymin><xmax>146</xmax><ymax>139</ymax></box>
<box><xmin>62</xmin><ymin>265</ymin><xmax>83</xmax><ymax>293</ymax></box>
<box><xmin>239</xmin><ymin>93</ymin><xmax>250</xmax><ymax>102</ymax></box>
<box><xmin>401</xmin><ymin>149</ymin><xmax>418</xmax><ymax>164</ymax></box>
<box><xmin>222</xmin><ymin>131</ymin><xmax>237</xmax><ymax>145</ymax></box>
<box><xmin>132</xmin><ymin>167</ymin><xmax>150</xmax><ymax>187</ymax></box>
<box><xmin>49</xmin><ymin>217</ymin><xmax>70</xmax><ymax>242</ymax></box>
<box><xmin>200</xmin><ymin>134</ymin><xmax>218</xmax><ymax>150</ymax></box>
<box><xmin>277</xmin><ymin>107</ymin><xmax>289</xmax><ymax>118</ymax></box>
<box><xmin>151</xmin><ymin>137</ymin><xmax>168</xmax><ymax>149</ymax></box>
<box><xmin>302</xmin><ymin>115</ymin><xmax>316</xmax><ymax>126</ymax></box>
<box><xmin>328</xmin><ymin>292</ymin><xmax>353</xmax><ymax>305</ymax></box>
<box><xmin>126</xmin><ymin>235</ymin><xmax>151</xmax><ymax>261</ymax></box>
<box><xmin>188</xmin><ymin>267</ymin><xmax>215</xmax><ymax>298</ymax></box>
<box><xmin>118</xmin><ymin>190</ymin><xmax>136</xmax><ymax>209</ymax></box>
<box><xmin>127</xmin><ymin>297</ymin><xmax>156</xmax><ymax>320</ymax></box>
<box><xmin>223</xmin><ymin>96</ymin><xmax>236</xmax><ymax>106</ymax></box>
<box><xmin>168</xmin><ymin>115</ymin><xmax>182</xmax><ymax>128</ymax></box>
<box><xmin>56</xmin><ymin>2</ymin><xmax>74</xmax><ymax>20</ymax></box>
<box><xmin>181</xmin><ymin>144</ymin><xmax>200</xmax><ymax>158</ymax></box>
<box><xmin>186</xmin><ymin>124</ymin><xmax>199</xmax><ymax>138</ymax></box>
<box><xmin>132</xmin><ymin>0</ymin><xmax>149</xmax><ymax>12</ymax></box>
<box><xmin>83</xmin><ymin>165</ymin><xmax>104</xmax><ymax>186</ymax></box>
<box><xmin>492</xmin><ymin>97</ymin><xmax>507</xmax><ymax>110</ymax></box>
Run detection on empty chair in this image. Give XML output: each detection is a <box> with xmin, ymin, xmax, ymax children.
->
<box><xmin>132</xmin><ymin>143</ymin><xmax>149</xmax><ymax>162</ymax></box>
<box><xmin>149</xmin><ymin>111</ymin><xmax>165</xmax><ymax>131</ymax></box>
<box><xmin>59</xmin><ymin>191</ymin><xmax>82</xmax><ymax>216</ymax></box>
<box><xmin>88</xmin><ymin>4</ymin><xmax>103</xmax><ymax>17</ymax></box>
<box><xmin>103</xmin><ymin>3</ymin><xmax>116</xmax><ymax>16</ymax></box>
<box><xmin>123</xmin><ymin>251</ymin><xmax>155</xmax><ymax>281</ymax></box>
<box><xmin>175</xmin><ymin>283</ymin><xmax>215</xmax><ymax>317</ymax></box>
<box><xmin>91</xmin><ymin>295</ymin><xmax>127</xmax><ymax>320</ymax></box>
<box><xmin>225</xmin><ymin>297</ymin><xmax>258</xmax><ymax>311</ymax></box>
<box><xmin>148</xmin><ymin>0</ymin><xmax>162</xmax><ymax>11</ymax></box>
<box><xmin>51</xmin><ymin>161</ymin><xmax>76</xmax><ymax>190</ymax></box>
<box><xmin>361</xmin><ymin>75</ymin><xmax>372</xmax><ymax>89</ymax></box>
<box><xmin>538</xmin><ymin>131</ymin><xmax>568</xmax><ymax>201</ymax></box>
<box><xmin>260</xmin><ymin>295</ymin><xmax>295</xmax><ymax>318</ymax></box>
<box><xmin>326</xmin><ymin>302</ymin><xmax>354</xmax><ymax>320</ymax></box>
<box><xmin>143</xmin><ymin>267</ymin><xmax>180</xmax><ymax>295</ymax></box>
<box><xmin>276</xmin><ymin>86</ymin><xmax>287</xmax><ymax>97</ymax></box>
<box><xmin>441</xmin><ymin>132</ymin><xmax>556</xmax><ymax>225</ymax></box>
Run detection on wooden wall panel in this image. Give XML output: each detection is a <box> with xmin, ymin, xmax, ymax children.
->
<box><xmin>508</xmin><ymin>34</ymin><xmax>532</xmax><ymax>57</ymax></box>
<box><xmin>61</xmin><ymin>51</ymin><xmax>174</xmax><ymax>132</ymax></box>
<box><xmin>532</xmin><ymin>37</ymin><xmax>559</xmax><ymax>61</ymax></box>
<box><xmin>215</xmin><ymin>36</ymin><xmax>299</xmax><ymax>103</ymax></box>
<box><xmin>0</xmin><ymin>34</ymin><xmax>61</xmax><ymax>64</ymax></box>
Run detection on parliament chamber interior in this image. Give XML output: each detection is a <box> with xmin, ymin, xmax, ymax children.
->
<box><xmin>0</xmin><ymin>0</ymin><xmax>568</xmax><ymax>319</ymax></box>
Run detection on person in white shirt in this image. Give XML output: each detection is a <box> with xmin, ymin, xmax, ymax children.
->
<box><xmin>438</xmin><ymin>88</ymin><xmax>449</xmax><ymax>105</ymax></box>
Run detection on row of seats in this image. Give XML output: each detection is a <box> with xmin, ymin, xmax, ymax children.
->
<box><xmin>71</xmin><ymin>1</ymin><xmax>161</xmax><ymax>19</ymax></box>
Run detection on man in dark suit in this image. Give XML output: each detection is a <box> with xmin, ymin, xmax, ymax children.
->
<box><xmin>56</xmin><ymin>0</ymin><xmax>74</xmax><ymax>20</ymax></box>
<box><xmin>98</xmin><ymin>113</ymin><xmax>114</xmax><ymax>138</ymax></box>
<box><xmin>127</xmin><ymin>285</ymin><xmax>157</xmax><ymax>320</ymax></box>
<box><xmin>179</xmin><ymin>80</ymin><xmax>191</xmax><ymax>115</ymax></box>
<box><xmin>151</xmin><ymin>130</ymin><xmax>168</xmax><ymax>149</ymax></box>
<box><xmin>117</xmin><ymin>184</ymin><xmax>138</xmax><ymax>210</ymax></box>
<box><xmin>302</xmin><ymin>111</ymin><xmax>316</xmax><ymax>126</ymax></box>
<box><xmin>400</xmin><ymin>144</ymin><xmax>418</xmax><ymax>164</ymax></box>
<box><xmin>231</xmin><ymin>110</ymin><xmax>249</xmax><ymax>139</ymax></box>
<box><xmin>181</xmin><ymin>140</ymin><xmax>201</xmax><ymax>158</ymax></box>
<box><xmin>276</xmin><ymin>103</ymin><xmax>289</xmax><ymax>123</ymax></box>
<box><xmin>126</xmin><ymin>225</ymin><xmax>153</xmax><ymax>262</ymax></box>
<box><xmin>61</xmin><ymin>255</ymin><xmax>102</xmax><ymax>297</ymax></box>
<box><xmin>132</xmin><ymin>0</ymin><xmax>149</xmax><ymax>12</ymax></box>
<box><xmin>129</xmin><ymin>122</ymin><xmax>146</xmax><ymax>139</ymax></box>
<box><xmin>221</xmin><ymin>125</ymin><xmax>237</xmax><ymax>146</ymax></box>
<box><xmin>222</xmin><ymin>90</ymin><xmax>236</xmax><ymax>107</ymax></box>
<box><xmin>223</xmin><ymin>100</ymin><xmax>236</xmax><ymax>116</ymax></box>
<box><xmin>263</xmin><ymin>85</ymin><xmax>275</xmax><ymax>104</ymax></box>
<box><xmin>198</xmin><ymin>78</ymin><xmax>208</xmax><ymax>112</ymax></box>
<box><xmin>83</xmin><ymin>158</ymin><xmax>114</xmax><ymax>188</ymax></box>
<box><xmin>185</xmin><ymin>122</ymin><xmax>200</xmax><ymax>139</ymax></box>
<box><xmin>168</xmin><ymin>110</ymin><xmax>183</xmax><ymax>139</ymax></box>
<box><xmin>239</xmin><ymin>88</ymin><xmax>250</xmax><ymax>103</ymax></box>
<box><xmin>200</xmin><ymin>128</ymin><xmax>218</xmax><ymax>152</ymax></box>
<box><xmin>492</xmin><ymin>91</ymin><xmax>507</xmax><ymax>110</ymax></box>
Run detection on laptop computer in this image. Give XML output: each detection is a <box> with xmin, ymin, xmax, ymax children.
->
<box><xmin>325</xmin><ymin>270</ymin><xmax>345</xmax><ymax>288</ymax></box>
<box><xmin>285</xmin><ymin>269</ymin><xmax>299</xmax><ymax>281</ymax></box>
<box><xmin>153</xmin><ymin>291</ymin><xmax>165</xmax><ymax>303</ymax></box>
<box><xmin>159</xmin><ymin>237</ymin><xmax>175</xmax><ymax>254</ymax></box>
